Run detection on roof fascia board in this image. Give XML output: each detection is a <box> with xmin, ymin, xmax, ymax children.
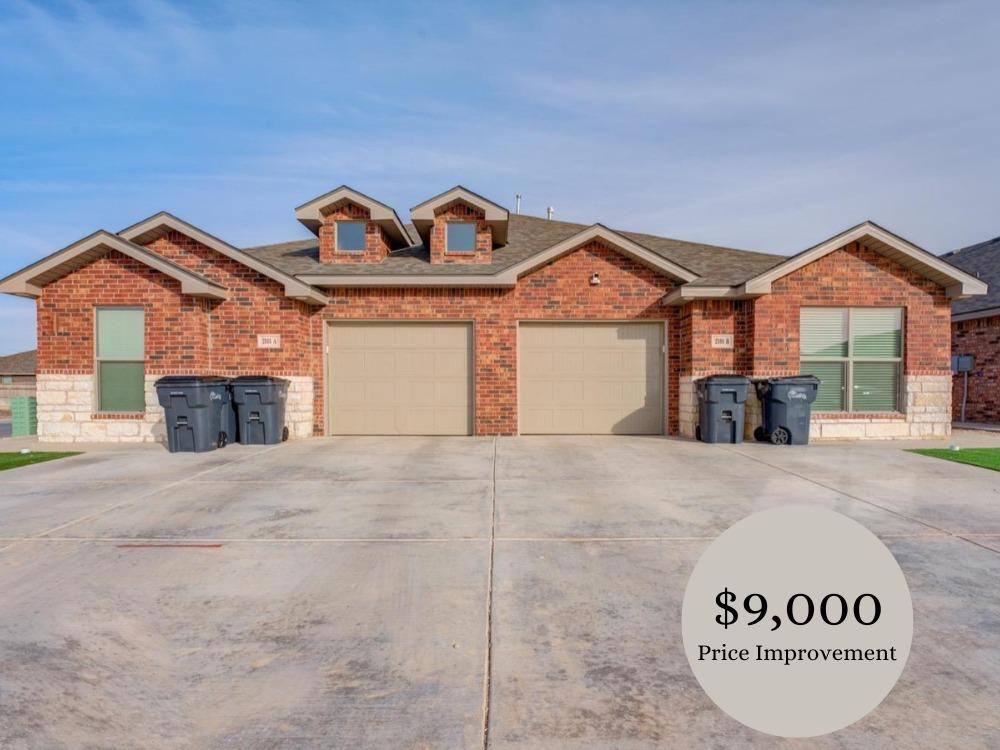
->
<box><xmin>294</xmin><ymin>186</ymin><xmax>409</xmax><ymax>248</ymax></box>
<box><xmin>743</xmin><ymin>222</ymin><xmax>988</xmax><ymax>298</ymax></box>
<box><xmin>499</xmin><ymin>224</ymin><xmax>699</xmax><ymax>283</ymax></box>
<box><xmin>410</xmin><ymin>186</ymin><xmax>509</xmax><ymax>221</ymax></box>
<box><xmin>662</xmin><ymin>285</ymin><xmax>747</xmax><ymax>306</ymax></box>
<box><xmin>296</xmin><ymin>274</ymin><xmax>516</xmax><ymax>288</ymax></box>
<box><xmin>120</xmin><ymin>213</ymin><xmax>328</xmax><ymax>305</ymax></box>
<box><xmin>952</xmin><ymin>307</ymin><xmax>1000</xmax><ymax>323</ymax></box>
<box><xmin>0</xmin><ymin>231</ymin><xmax>228</xmax><ymax>300</ymax></box>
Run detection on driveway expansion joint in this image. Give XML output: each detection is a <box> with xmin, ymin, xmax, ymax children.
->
<box><xmin>723</xmin><ymin>445</ymin><xmax>1000</xmax><ymax>555</ymax></box>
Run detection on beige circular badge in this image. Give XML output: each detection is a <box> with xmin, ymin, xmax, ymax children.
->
<box><xmin>681</xmin><ymin>506</ymin><xmax>913</xmax><ymax>738</ymax></box>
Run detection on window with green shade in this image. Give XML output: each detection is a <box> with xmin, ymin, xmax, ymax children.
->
<box><xmin>800</xmin><ymin>307</ymin><xmax>902</xmax><ymax>413</ymax></box>
<box><xmin>95</xmin><ymin>307</ymin><xmax>145</xmax><ymax>412</ymax></box>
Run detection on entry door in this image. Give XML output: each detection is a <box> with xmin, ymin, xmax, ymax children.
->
<box><xmin>328</xmin><ymin>322</ymin><xmax>473</xmax><ymax>435</ymax></box>
<box><xmin>519</xmin><ymin>322</ymin><xmax>664</xmax><ymax>434</ymax></box>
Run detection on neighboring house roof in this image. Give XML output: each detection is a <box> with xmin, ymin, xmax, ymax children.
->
<box><xmin>119</xmin><ymin>212</ymin><xmax>328</xmax><ymax>305</ymax></box>
<box><xmin>244</xmin><ymin>213</ymin><xmax>781</xmax><ymax>285</ymax></box>
<box><xmin>0</xmin><ymin>231</ymin><xmax>228</xmax><ymax>300</ymax></box>
<box><xmin>941</xmin><ymin>236</ymin><xmax>1000</xmax><ymax>319</ymax></box>
<box><xmin>0</xmin><ymin>349</ymin><xmax>35</xmax><ymax>376</ymax></box>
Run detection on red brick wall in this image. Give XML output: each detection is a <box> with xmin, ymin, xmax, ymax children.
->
<box><xmin>317</xmin><ymin>203</ymin><xmax>390</xmax><ymax>264</ymax></box>
<box><xmin>952</xmin><ymin>314</ymin><xmax>1000</xmax><ymax>421</ymax></box>
<box><xmin>678</xmin><ymin>300</ymin><xmax>740</xmax><ymax>376</ymax></box>
<box><xmin>429</xmin><ymin>202</ymin><xmax>493</xmax><ymax>264</ymax></box>
<box><xmin>314</xmin><ymin>241</ymin><xmax>678</xmax><ymax>435</ymax></box>
<box><xmin>36</xmin><ymin>251</ymin><xmax>209</xmax><ymax>374</ymax></box>
<box><xmin>36</xmin><ymin>235</ymin><xmax>314</xmax><ymax>378</ymax></box>
<box><xmin>750</xmin><ymin>242</ymin><xmax>951</xmax><ymax>377</ymax></box>
<box><xmin>143</xmin><ymin>232</ymin><xmax>314</xmax><ymax>375</ymax></box>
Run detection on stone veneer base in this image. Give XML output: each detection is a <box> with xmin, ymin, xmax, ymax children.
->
<box><xmin>683</xmin><ymin>374</ymin><xmax>951</xmax><ymax>442</ymax></box>
<box><xmin>36</xmin><ymin>374</ymin><xmax>314</xmax><ymax>444</ymax></box>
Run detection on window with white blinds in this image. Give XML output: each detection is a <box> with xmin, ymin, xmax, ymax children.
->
<box><xmin>800</xmin><ymin>307</ymin><xmax>902</xmax><ymax>412</ymax></box>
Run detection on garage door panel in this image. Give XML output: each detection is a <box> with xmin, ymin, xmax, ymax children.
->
<box><xmin>520</xmin><ymin>322</ymin><xmax>663</xmax><ymax>435</ymax></box>
<box><xmin>435</xmin><ymin>350</ymin><xmax>468</xmax><ymax>377</ymax></box>
<box><xmin>329</xmin><ymin>323</ymin><xmax>472</xmax><ymax>435</ymax></box>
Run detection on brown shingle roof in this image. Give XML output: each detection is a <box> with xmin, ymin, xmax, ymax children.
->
<box><xmin>0</xmin><ymin>349</ymin><xmax>36</xmax><ymax>375</ymax></box>
<box><xmin>942</xmin><ymin>236</ymin><xmax>1000</xmax><ymax>316</ymax></box>
<box><xmin>242</xmin><ymin>213</ymin><xmax>784</xmax><ymax>284</ymax></box>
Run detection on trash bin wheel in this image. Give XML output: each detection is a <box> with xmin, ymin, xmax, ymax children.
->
<box><xmin>695</xmin><ymin>424</ymin><xmax>702</xmax><ymax>442</ymax></box>
<box><xmin>217</xmin><ymin>431</ymin><xmax>228</xmax><ymax>449</ymax></box>
<box><xmin>282</xmin><ymin>426</ymin><xmax>290</xmax><ymax>442</ymax></box>
<box><xmin>769</xmin><ymin>427</ymin><xmax>790</xmax><ymax>445</ymax></box>
<box><xmin>754</xmin><ymin>426</ymin><xmax>766</xmax><ymax>442</ymax></box>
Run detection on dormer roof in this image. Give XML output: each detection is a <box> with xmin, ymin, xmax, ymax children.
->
<box><xmin>410</xmin><ymin>186</ymin><xmax>509</xmax><ymax>245</ymax></box>
<box><xmin>294</xmin><ymin>186</ymin><xmax>410</xmax><ymax>248</ymax></box>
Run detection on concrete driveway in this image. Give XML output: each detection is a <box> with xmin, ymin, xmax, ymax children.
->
<box><xmin>0</xmin><ymin>434</ymin><xmax>998</xmax><ymax>749</ymax></box>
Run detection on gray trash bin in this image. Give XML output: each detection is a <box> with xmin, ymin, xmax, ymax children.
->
<box><xmin>155</xmin><ymin>376</ymin><xmax>234</xmax><ymax>453</ymax></box>
<box><xmin>695</xmin><ymin>375</ymin><xmax>750</xmax><ymax>443</ymax></box>
<box><xmin>753</xmin><ymin>375</ymin><xmax>821</xmax><ymax>445</ymax></box>
<box><xmin>230</xmin><ymin>376</ymin><xmax>290</xmax><ymax>445</ymax></box>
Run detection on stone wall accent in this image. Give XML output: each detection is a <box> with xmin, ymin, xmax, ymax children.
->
<box><xmin>37</xmin><ymin>373</ymin><xmax>314</xmax><ymax>444</ymax></box>
<box><xmin>951</xmin><ymin>313</ymin><xmax>1000</xmax><ymax>422</ymax></box>
<box><xmin>284</xmin><ymin>376</ymin><xmax>314</xmax><ymax>439</ymax></box>
<box><xmin>37</xmin><ymin>374</ymin><xmax>164</xmax><ymax>443</ymax></box>
<box><xmin>678</xmin><ymin>376</ymin><xmax>697</xmax><ymax>438</ymax></box>
<box><xmin>810</xmin><ymin>375</ymin><xmax>950</xmax><ymax>440</ymax></box>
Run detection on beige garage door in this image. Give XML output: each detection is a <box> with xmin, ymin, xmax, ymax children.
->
<box><xmin>328</xmin><ymin>322</ymin><xmax>472</xmax><ymax>435</ymax></box>
<box><xmin>519</xmin><ymin>322</ymin><xmax>664</xmax><ymax>435</ymax></box>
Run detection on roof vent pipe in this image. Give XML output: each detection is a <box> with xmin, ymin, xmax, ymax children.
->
<box><xmin>546</xmin><ymin>206</ymin><xmax>554</xmax><ymax>220</ymax></box>
<box><xmin>515</xmin><ymin>194</ymin><xmax>522</xmax><ymax>214</ymax></box>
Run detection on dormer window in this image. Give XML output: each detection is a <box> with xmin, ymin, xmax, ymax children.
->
<box><xmin>336</xmin><ymin>221</ymin><xmax>366</xmax><ymax>252</ymax></box>
<box><xmin>447</xmin><ymin>222</ymin><xmax>477</xmax><ymax>253</ymax></box>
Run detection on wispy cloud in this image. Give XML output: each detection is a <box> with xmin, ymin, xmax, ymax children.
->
<box><xmin>0</xmin><ymin>0</ymin><xmax>998</xmax><ymax>345</ymax></box>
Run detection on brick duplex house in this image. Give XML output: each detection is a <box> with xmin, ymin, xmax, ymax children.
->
<box><xmin>0</xmin><ymin>185</ymin><xmax>985</xmax><ymax>443</ymax></box>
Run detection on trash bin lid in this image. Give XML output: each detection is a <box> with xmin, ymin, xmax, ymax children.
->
<box><xmin>761</xmin><ymin>375</ymin><xmax>822</xmax><ymax>385</ymax></box>
<box><xmin>154</xmin><ymin>375</ymin><xmax>229</xmax><ymax>387</ymax></box>
<box><xmin>230</xmin><ymin>375</ymin><xmax>290</xmax><ymax>385</ymax></box>
<box><xmin>698</xmin><ymin>375</ymin><xmax>751</xmax><ymax>385</ymax></box>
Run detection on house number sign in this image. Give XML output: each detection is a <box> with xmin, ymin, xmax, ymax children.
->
<box><xmin>257</xmin><ymin>334</ymin><xmax>281</xmax><ymax>349</ymax></box>
<box><xmin>711</xmin><ymin>334</ymin><xmax>734</xmax><ymax>349</ymax></box>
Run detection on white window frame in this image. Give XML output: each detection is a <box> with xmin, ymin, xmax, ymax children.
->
<box><xmin>446</xmin><ymin>221</ymin><xmax>478</xmax><ymax>254</ymax></box>
<box><xmin>800</xmin><ymin>307</ymin><xmax>904</xmax><ymax>413</ymax></box>
<box><xmin>335</xmin><ymin>220</ymin><xmax>367</xmax><ymax>253</ymax></box>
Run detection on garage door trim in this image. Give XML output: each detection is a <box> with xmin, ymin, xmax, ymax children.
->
<box><xmin>324</xmin><ymin>319</ymin><xmax>476</xmax><ymax>436</ymax></box>
<box><xmin>516</xmin><ymin>319</ymin><xmax>668</xmax><ymax>435</ymax></box>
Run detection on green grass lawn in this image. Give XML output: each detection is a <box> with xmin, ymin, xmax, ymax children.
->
<box><xmin>908</xmin><ymin>447</ymin><xmax>1000</xmax><ymax>472</ymax></box>
<box><xmin>0</xmin><ymin>452</ymin><xmax>80</xmax><ymax>472</ymax></box>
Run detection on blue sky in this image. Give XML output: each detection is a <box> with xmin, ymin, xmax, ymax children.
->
<box><xmin>1</xmin><ymin>0</ymin><xmax>999</xmax><ymax>355</ymax></box>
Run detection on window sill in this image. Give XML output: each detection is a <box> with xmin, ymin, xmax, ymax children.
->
<box><xmin>92</xmin><ymin>412</ymin><xmax>146</xmax><ymax>420</ymax></box>
<box><xmin>812</xmin><ymin>412</ymin><xmax>905</xmax><ymax>421</ymax></box>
